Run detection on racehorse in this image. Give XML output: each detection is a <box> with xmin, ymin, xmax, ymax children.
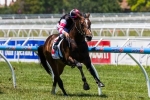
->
<box><xmin>37</xmin><ymin>13</ymin><xmax>104</xmax><ymax>96</ymax></box>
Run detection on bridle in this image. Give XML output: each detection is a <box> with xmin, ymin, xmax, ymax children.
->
<box><xmin>74</xmin><ymin>18</ymin><xmax>90</xmax><ymax>36</ymax></box>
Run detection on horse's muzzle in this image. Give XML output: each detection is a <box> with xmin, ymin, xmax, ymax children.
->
<box><xmin>86</xmin><ymin>36</ymin><xmax>92</xmax><ymax>41</ymax></box>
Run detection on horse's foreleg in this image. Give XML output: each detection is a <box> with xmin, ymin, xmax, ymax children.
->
<box><xmin>83</xmin><ymin>57</ymin><xmax>105</xmax><ymax>87</ymax></box>
<box><xmin>67</xmin><ymin>56</ymin><xmax>90</xmax><ymax>90</ymax></box>
<box><xmin>67</xmin><ymin>56</ymin><xmax>76</xmax><ymax>67</ymax></box>
<box><xmin>74</xmin><ymin>59</ymin><xmax>90</xmax><ymax>90</ymax></box>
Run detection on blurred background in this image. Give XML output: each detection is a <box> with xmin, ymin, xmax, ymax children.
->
<box><xmin>0</xmin><ymin>0</ymin><xmax>129</xmax><ymax>14</ymax></box>
<box><xmin>1</xmin><ymin>0</ymin><xmax>150</xmax><ymax>13</ymax></box>
<box><xmin>0</xmin><ymin>0</ymin><xmax>149</xmax><ymax>14</ymax></box>
<box><xmin>0</xmin><ymin>0</ymin><xmax>149</xmax><ymax>21</ymax></box>
<box><xmin>0</xmin><ymin>0</ymin><xmax>150</xmax><ymax>37</ymax></box>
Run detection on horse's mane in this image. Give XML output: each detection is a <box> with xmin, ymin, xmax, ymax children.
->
<box><xmin>69</xmin><ymin>17</ymin><xmax>86</xmax><ymax>43</ymax></box>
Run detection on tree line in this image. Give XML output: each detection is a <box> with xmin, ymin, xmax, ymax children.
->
<box><xmin>0</xmin><ymin>0</ymin><xmax>150</xmax><ymax>14</ymax></box>
<box><xmin>127</xmin><ymin>0</ymin><xmax>150</xmax><ymax>12</ymax></box>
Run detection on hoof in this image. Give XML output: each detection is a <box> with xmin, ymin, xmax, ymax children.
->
<box><xmin>98</xmin><ymin>82</ymin><xmax>105</xmax><ymax>87</ymax></box>
<box><xmin>76</xmin><ymin>62</ymin><xmax>82</xmax><ymax>67</ymax></box>
<box><xmin>64</xmin><ymin>94</ymin><xmax>68</xmax><ymax>96</ymax></box>
<box><xmin>51</xmin><ymin>91</ymin><xmax>56</xmax><ymax>95</ymax></box>
<box><xmin>83</xmin><ymin>82</ymin><xmax>90</xmax><ymax>90</ymax></box>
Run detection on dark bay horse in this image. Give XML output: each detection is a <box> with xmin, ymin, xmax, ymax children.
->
<box><xmin>37</xmin><ymin>13</ymin><xmax>104</xmax><ymax>96</ymax></box>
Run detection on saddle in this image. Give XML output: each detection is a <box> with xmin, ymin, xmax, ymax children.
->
<box><xmin>51</xmin><ymin>36</ymin><xmax>77</xmax><ymax>67</ymax></box>
<box><xmin>51</xmin><ymin>37</ymin><xmax>63</xmax><ymax>59</ymax></box>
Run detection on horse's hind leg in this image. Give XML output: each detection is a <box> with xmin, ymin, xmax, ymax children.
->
<box><xmin>57</xmin><ymin>76</ymin><xmax>68</xmax><ymax>96</ymax></box>
<box><xmin>46</xmin><ymin>57</ymin><xmax>67</xmax><ymax>96</ymax></box>
<box><xmin>52</xmin><ymin>63</ymin><xmax>68</xmax><ymax>96</ymax></box>
<box><xmin>51</xmin><ymin>77</ymin><xmax>57</xmax><ymax>94</ymax></box>
<box><xmin>74</xmin><ymin>59</ymin><xmax>90</xmax><ymax>90</ymax></box>
<box><xmin>51</xmin><ymin>75</ymin><xmax>67</xmax><ymax>96</ymax></box>
<box><xmin>51</xmin><ymin>71</ymin><xmax>67</xmax><ymax>96</ymax></box>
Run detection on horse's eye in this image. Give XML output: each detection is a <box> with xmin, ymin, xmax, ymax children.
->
<box><xmin>81</xmin><ymin>22</ymin><xmax>84</xmax><ymax>26</ymax></box>
<box><xmin>88</xmin><ymin>25</ymin><xmax>91</xmax><ymax>29</ymax></box>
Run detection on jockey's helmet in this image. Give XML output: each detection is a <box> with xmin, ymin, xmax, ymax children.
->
<box><xmin>70</xmin><ymin>9</ymin><xmax>80</xmax><ymax>18</ymax></box>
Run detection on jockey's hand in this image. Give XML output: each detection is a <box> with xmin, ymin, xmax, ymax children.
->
<box><xmin>64</xmin><ymin>32</ymin><xmax>69</xmax><ymax>38</ymax></box>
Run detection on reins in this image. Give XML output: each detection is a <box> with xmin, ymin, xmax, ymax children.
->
<box><xmin>74</xmin><ymin>19</ymin><xmax>85</xmax><ymax>36</ymax></box>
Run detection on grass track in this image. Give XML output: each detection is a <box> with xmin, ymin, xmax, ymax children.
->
<box><xmin>0</xmin><ymin>62</ymin><xmax>150</xmax><ymax>100</ymax></box>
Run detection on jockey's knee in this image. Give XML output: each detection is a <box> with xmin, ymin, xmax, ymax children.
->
<box><xmin>60</xmin><ymin>34</ymin><xmax>65</xmax><ymax>39</ymax></box>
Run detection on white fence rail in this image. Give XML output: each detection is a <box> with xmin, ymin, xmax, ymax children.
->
<box><xmin>0</xmin><ymin>23</ymin><xmax>150</xmax><ymax>37</ymax></box>
<box><xmin>1</xmin><ymin>13</ymin><xmax>150</xmax><ymax>24</ymax></box>
<box><xmin>1</xmin><ymin>37</ymin><xmax>150</xmax><ymax>65</ymax></box>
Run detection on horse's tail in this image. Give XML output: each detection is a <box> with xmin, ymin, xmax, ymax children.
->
<box><xmin>37</xmin><ymin>45</ymin><xmax>51</xmax><ymax>75</ymax></box>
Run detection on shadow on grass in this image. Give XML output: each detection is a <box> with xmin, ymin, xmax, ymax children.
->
<box><xmin>0</xmin><ymin>91</ymin><xmax>3</xmax><ymax>94</ymax></box>
<box><xmin>0</xmin><ymin>85</ymin><xmax>108</xmax><ymax>98</ymax></box>
<box><xmin>58</xmin><ymin>93</ymin><xmax>108</xmax><ymax>98</ymax></box>
<box><xmin>0</xmin><ymin>88</ymin><xmax>4</xmax><ymax>94</ymax></box>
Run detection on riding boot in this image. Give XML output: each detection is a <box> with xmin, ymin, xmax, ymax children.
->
<box><xmin>53</xmin><ymin>36</ymin><xmax>62</xmax><ymax>50</ymax></box>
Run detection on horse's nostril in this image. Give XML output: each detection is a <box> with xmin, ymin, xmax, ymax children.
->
<box><xmin>86</xmin><ymin>36</ymin><xmax>92</xmax><ymax>41</ymax></box>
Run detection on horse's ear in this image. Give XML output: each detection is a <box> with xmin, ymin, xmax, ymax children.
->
<box><xmin>76</xmin><ymin>13</ymin><xmax>82</xmax><ymax>19</ymax></box>
<box><xmin>86</xmin><ymin>13</ymin><xmax>90</xmax><ymax>18</ymax></box>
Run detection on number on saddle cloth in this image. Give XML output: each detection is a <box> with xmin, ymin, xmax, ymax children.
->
<box><xmin>51</xmin><ymin>37</ymin><xmax>63</xmax><ymax>59</ymax></box>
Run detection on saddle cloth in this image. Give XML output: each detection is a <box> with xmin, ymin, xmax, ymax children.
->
<box><xmin>51</xmin><ymin>37</ymin><xmax>63</xmax><ymax>59</ymax></box>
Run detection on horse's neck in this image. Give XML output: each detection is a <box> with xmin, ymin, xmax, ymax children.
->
<box><xmin>69</xmin><ymin>26</ymin><xmax>85</xmax><ymax>43</ymax></box>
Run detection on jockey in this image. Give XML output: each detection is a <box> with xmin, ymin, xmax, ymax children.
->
<box><xmin>53</xmin><ymin>9</ymin><xmax>81</xmax><ymax>50</ymax></box>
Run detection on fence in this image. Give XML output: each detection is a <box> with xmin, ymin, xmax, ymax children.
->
<box><xmin>1</xmin><ymin>37</ymin><xmax>150</xmax><ymax>65</ymax></box>
<box><xmin>1</xmin><ymin>13</ymin><xmax>150</xmax><ymax>24</ymax></box>
<box><xmin>1</xmin><ymin>23</ymin><xmax>150</xmax><ymax>37</ymax></box>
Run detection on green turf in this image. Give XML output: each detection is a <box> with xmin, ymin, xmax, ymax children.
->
<box><xmin>0</xmin><ymin>62</ymin><xmax>150</xmax><ymax>100</ymax></box>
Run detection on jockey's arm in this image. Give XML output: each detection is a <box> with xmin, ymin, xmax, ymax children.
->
<box><xmin>57</xmin><ymin>19</ymin><xmax>69</xmax><ymax>38</ymax></box>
